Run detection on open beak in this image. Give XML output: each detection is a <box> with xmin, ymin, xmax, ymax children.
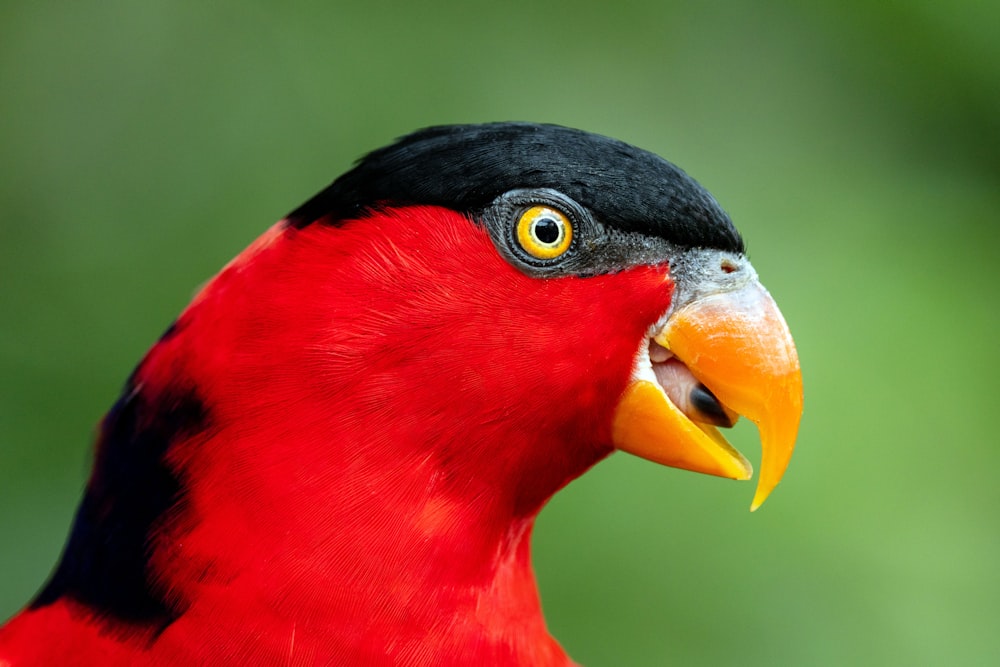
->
<box><xmin>611</xmin><ymin>279</ymin><xmax>803</xmax><ymax>510</ymax></box>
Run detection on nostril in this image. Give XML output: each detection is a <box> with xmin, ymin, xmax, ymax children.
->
<box><xmin>720</xmin><ymin>259</ymin><xmax>737</xmax><ymax>274</ymax></box>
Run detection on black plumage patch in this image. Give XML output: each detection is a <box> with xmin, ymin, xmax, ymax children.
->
<box><xmin>157</xmin><ymin>319</ymin><xmax>181</xmax><ymax>343</ymax></box>
<box><xmin>287</xmin><ymin>122</ymin><xmax>744</xmax><ymax>254</ymax></box>
<box><xmin>31</xmin><ymin>381</ymin><xmax>207</xmax><ymax>638</ymax></box>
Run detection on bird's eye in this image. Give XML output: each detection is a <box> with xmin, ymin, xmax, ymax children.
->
<box><xmin>516</xmin><ymin>206</ymin><xmax>573</xmax><ymax>260</ymax></box>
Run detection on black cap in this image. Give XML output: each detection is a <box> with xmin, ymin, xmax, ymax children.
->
<box><xmin>287</xmin><ymin>122</ymin><xmax>744</xmax><ymax>254</ymax></box>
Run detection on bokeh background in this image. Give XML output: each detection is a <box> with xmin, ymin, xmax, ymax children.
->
<box><xmin>2</xmin><ymin>1</ymin><xmax>997</xmax><ymax>664</ymax></box>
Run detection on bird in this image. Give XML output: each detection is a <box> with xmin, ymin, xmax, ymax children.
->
<box><xmin>0</xmin><ymin>122</ymin><xmax>802</xmax><ymax>666</ymax></box>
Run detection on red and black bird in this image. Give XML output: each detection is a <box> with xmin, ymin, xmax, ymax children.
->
<box><xmin>0</xmin><ymin>123</ymin><xmax>802</xmax><ymax>665</ymax></box>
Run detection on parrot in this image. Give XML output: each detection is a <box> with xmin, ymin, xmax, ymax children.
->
<box><xmin>0</xmin><ymin>122</ymin><xmax>802</xmax><ymax>666</ymax></box>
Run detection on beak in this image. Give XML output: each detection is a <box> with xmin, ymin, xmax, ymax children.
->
<box><xmin>611</xmin><ymin>279</ymin><xmax>803</xmax><ymax>510</ymax></box>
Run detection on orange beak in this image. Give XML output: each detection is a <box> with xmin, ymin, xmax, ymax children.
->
<box><xmin>611</xmin><ymin>279</ymin><xmax>803</xmax><ymax>510</ymax></box>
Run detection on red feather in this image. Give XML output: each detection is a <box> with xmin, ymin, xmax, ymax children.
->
<box><xmin>1</xmin><ymin>206</ymin><xmax>674</xmax><ymax>665</ymax></box>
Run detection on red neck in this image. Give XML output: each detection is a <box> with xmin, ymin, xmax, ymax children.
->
<box><xmin>134</xmin><ymin>211</ymin><xmax>639</xmax><ymax>663</ymax></box>
<box><xmin>7</xmin><ymin>208</ymin><xmax>671</xmax><ymax>664</ymax></box>
<box><xmin>145</xmin><ymin>399</ymin><xmax>596</xmax><ymax>664</ymax></box>
<box><xmin>7</xmin><ymin>435</ymin><xmax>582</xmax><ymax>664</ymax></box>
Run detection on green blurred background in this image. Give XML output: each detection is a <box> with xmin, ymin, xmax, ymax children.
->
<box><xmin>2</xmin><ymin>1</ymin><xmax>997</xmax><ymax>664</ymax></box>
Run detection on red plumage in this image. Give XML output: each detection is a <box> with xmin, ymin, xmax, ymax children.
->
<box><xmin>2</xmin><ymin>123</ymin><xmax>804</xmax><ymax>665</ymax></box>
<box><xmin>1</xmin><ymin>207</ymin><xmax>673</xmax><ymax>665</ymax></box>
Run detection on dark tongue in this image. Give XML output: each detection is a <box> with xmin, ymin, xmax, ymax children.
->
<box><xmin>652</xmin><ymin>359</ymin><xmax>738</xmax><ymax>428</ymax></box>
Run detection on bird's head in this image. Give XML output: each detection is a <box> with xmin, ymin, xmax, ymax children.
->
<box><xmin>163</xmin><ymin>122</ymin><xmax>801</xmax><ymax>523</ymax></box>
<box><xmin>304</xmin><ymin>123</ymin><xmax>800</xmax><ymax>510</ymax></box>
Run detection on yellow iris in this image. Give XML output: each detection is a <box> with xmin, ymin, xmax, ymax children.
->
<box><xmin>516</xmin><ymin>206</ymin><xmax>573</xmax><ymax>260</ymax></box>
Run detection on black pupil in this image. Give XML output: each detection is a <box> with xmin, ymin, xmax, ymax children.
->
<box><xmin>534</xmin><ymin>217</ymin><xmax>561</xmax><ymax>245</ymax></box>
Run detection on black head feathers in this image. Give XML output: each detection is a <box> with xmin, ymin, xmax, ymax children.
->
<box><xmin>287</xmin><ymin>122</ymin><xmax>744</xmax><ymax>254</ymax></box>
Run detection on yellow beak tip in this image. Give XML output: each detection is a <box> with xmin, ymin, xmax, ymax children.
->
<box><xmin>749</xmin><ymin>481</ymin><xmax>779</xmax><ymax>512</ymax></box>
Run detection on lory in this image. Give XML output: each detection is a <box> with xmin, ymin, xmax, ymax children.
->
<box><xmin>0</xmin><ymin>123</ymin><xmax>802</xmax><ymax>665</ymax></box>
